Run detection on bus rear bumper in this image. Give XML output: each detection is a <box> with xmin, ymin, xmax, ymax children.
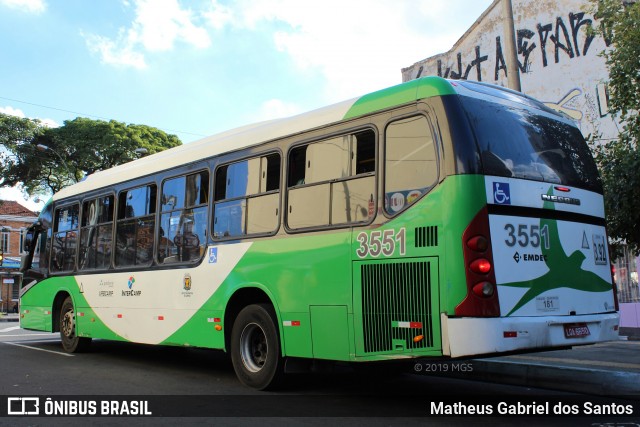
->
<box><xmin>441</xmin><ymin>312</ymin><xmax>620</xmax><ymax>358</ymax></box>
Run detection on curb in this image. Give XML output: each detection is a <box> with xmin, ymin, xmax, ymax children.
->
<box><xmin>432</xmin><ymin>359</ymin><xmax>640</xmax><ymax>395</ymax></box>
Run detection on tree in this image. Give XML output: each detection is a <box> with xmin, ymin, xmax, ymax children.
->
<box><xmin>588</xmin><ymin>0</ymin><xmax>640</xmax><ymax>255</ymax></box>
<box><xmin>1</xmin><ymin>115</ymin><xmax>182</xmax><ymax>194</ymax></box>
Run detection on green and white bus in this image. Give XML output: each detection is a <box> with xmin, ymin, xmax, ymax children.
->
<box><xmin>19</xmin><ymin>77</ymin><xmax>619</xmax><ymax>389</ymax></box>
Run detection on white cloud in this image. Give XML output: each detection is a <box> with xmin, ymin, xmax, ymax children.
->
<box><xmin>202</xmin><ymin>0</ymin><xmax>490</xmax><ymax>100</ymax></box>
<box><xmin>84</xmin><ymin>31</ymin><xmax>147</xmax><ymax>69</ymax></box>
<box><xmin>0</xmin><ymin>0</ymin><xmax>46</xmax><ymax>14</ymax></box>
<box><xmin>0</xmin><ymin>106</ymin><xmax>26</xmax><ymax>117</ymax></box>
<box><xmin>0</xmin><ymin>105</ymin><xmax>58</xmax><ymax>127</ymax></box>
<box><xmin>84</xmin><ymin>0</ymin><xmax>210</xmax><ymax>69</ymax></box>
<box><xmin>39</xmin><ymin>118</ymin><xmax>59</xmax><ymax>128</ymax></box>
<box><xmin>202</xmin><ymin>1</ymin><xmax>235</xmax><ymax>30</ymax></box>
<box><xmin>133</xmin><ymin>0</ymin><xmax>210</xmax><ymax>51</ymax></box>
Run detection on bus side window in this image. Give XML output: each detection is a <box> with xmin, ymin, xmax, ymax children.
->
<box><xmin>384</xmin><ymin>116</ymin><xmax>438</xmax><ymax>215</ymax></box>
<box><xmin>51</xmin><ymin>204</ymin><xmax>79</xmax><ymax>273</ymax></box>
<box><xmin>287</xmin><ymin>129</ymin><xmax>376</xmax><ymax>230</ymax></box>
<box><xmin>79</xmin><ymin>195</ymin><xmax>114</xmax><ymax>270</ymax></box>
<box><xmin>37</xmin><ymin>202</ymin><xmax>53</xmax><ymax>271</ymax></box>
<box><xmin>115</xmin><ymin>184</ymin><xmax>157</xmax><ymax>268</ymax></box>
<box><xmin>214</xmin><ymin>154</ymin><xmax>280</xmax><ymax>239</ymax></box>
<box><xmin>159</xmin><ymin>170</ymin><xmax>209</xmax><ymax>264</ymax></box>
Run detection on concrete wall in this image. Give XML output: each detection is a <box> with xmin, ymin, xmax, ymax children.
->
<box><xmin>402</xmin><ymin>0</ymin><xmax>620</xmax><ymax>143</ymax></box>
<box><xmin>620</xmin><ymin>303</ymin><xmax>640</xmax><ymax>328</ymax></box>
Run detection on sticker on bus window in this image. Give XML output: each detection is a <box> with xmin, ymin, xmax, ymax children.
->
<box><xmin>493</xmin><ymin>182</ymin><xmax>511</xmax><ymax>205</ymax></box>
<box><xmin>389</xmin><ymin>193</ymin><xmax>405</xmax><ymax>212</ymax></box>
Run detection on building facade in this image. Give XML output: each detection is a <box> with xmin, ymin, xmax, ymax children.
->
<box><xmin>402</xmin><ymin>0</ymin><xmax>638</xmax><ymax>333</ymax></box>
<box><xmin>0</xmin><ymin>200</ymin><xmax>37</xmax><ymax>313</ymax></box>
<box><xmin>402</xmin><ymin>0</ymin><xmax>618</xmax><ymax>144</ymax></box>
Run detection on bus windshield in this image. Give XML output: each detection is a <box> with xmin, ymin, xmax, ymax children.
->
<box><xmin>460</xmin><ymin>95</ymin><xmax>602</xmax><ymax>194</ymax></box>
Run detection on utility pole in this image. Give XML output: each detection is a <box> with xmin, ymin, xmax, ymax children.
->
<box><xmin>502</xmin><ymin>0</ymin><xmax>521</xmax><ymax>92</ymax></box>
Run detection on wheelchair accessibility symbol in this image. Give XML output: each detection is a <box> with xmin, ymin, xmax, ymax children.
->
<box><xmin>208</xmin><ymin>247</ymin><xmax>218</xmax><ymax>264</ymax></box>
<box><xmin>493</xmin><ymin>182</ymin><xmax>511</xmax><ymax>205</ymax></box>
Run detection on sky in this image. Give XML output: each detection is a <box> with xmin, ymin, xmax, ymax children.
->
<box><xmin>0</xmin><ymin>0</ymin><xmax>494</xmax><ymax>210</ymax></box>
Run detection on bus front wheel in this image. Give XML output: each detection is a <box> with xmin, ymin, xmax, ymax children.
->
<box><xmin>60</xmin><ymin>296</ymin><xmax>91</xmax><ymax>353</ymax></box>
<box><xmin>230</xmin><ymin>304</ymin><xmax>284</xmax><ymax>390</ymax></box>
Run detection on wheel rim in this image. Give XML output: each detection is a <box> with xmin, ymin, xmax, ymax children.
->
<box><xmin>62</xmin><ymin>309</ymin><xmax>75</xmax><ymax>338</ymax></box>
<box><xmin>239</xmin><ymin>322</ymin><xmax>268</xmax><ymax>373</ymax></box>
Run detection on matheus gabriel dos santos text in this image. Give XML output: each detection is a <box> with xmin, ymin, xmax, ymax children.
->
<box><xmin>430</xmin><ymin>401</ymin><xmax>634</xmax><ymax>416</ymax></box>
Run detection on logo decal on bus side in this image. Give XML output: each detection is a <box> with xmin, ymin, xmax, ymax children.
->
<box><xmin>182</xmin><ymin>273</ymin><xmax>193</xmax><ymax>298</ymax></box>
<box><xmin>122</xmin><ymin>276</ymin><xmax>142</xmax><ymax>297</ymax></box>
<box><xmin>541</xmin><ymin>194</ymin><xmax>581</xmax><ymax>205</ymax></box>
<box><xmin>492</xmin><ymin>182</ymin><xmax>511</xmax><ymax>205</ymax></box>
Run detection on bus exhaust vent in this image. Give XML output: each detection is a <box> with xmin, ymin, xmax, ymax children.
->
<box><xmin>360</xmin><ymin>261</ymin><xmax>433</xmax><ymax>353</ymax></box>
<box><xmin>415</xmin><ymin>226</ymin><xmax>438</xmax><ymax>247</ymax></box>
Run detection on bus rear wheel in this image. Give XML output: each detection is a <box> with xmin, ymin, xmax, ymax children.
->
<box><xmin>230</xmin><ymin>304</ymin><xmax>284</xmax><ymax>390</ymax></box>
<box><xmin>60</xmin><ymin>296</ymin><xmax>91</xmax><ymax>353</ymax></box>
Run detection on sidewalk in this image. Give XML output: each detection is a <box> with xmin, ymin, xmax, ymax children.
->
<box><xmin>0</xmin><ymin>313</ymin><xmax>19</xmax><ymax>322</ymax></box>
<box><xmin>443</xmin><ymin>338</ymin><xmax>640</xmax><ymax>396</ymax></box>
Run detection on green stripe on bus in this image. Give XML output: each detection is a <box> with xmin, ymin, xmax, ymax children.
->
<box><xmin>343</xmin><ymin>76</ymin><xmax>456</xmax><ymax>120</ymax></box>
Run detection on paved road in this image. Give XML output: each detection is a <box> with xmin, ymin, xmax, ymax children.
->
<box><xmin>0</xmin><ymin>325</ymin><xmax>637</xmax><ymax>426</ymax></box>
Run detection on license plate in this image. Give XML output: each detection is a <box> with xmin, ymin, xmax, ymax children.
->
<box><xmin>563</xmin><ymin>323</ymin><xmax>590</xmax><ymax>338</ymax></box>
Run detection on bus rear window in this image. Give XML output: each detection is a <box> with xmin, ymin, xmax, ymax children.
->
<box><xmin>460</xmin><ymin>96</ymin><xmax>602</xmax><ymax>193</ymax></box>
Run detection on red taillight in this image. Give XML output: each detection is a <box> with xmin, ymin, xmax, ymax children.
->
<box><xmin>473</xmin><ymin>281</ymin><xmax>495</xmax><ymax>297</ymax></box>
<box><xmin>455</xmin><ymin>206</ymin><xmax>500</xmax><ymax>317</ymax></box>
<box><xmin>470</xmin><ymin>258</ymin><xmax>492</xmax><ymax>274</ymax></box>
<box><xmin>554</xmin><ymin>186</ymin><xmax>571</xmax><ymax>192</ymax></box>
<box><xmin>466</xmin><ymin>235</ymin><xmax>488</xmax><ymax>252</ymax></box>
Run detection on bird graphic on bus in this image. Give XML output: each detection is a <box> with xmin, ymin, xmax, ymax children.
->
<box><xmin>501</xmin><ymin>187</ymin><xmax>611</xmax><ymax>316</ymax></box>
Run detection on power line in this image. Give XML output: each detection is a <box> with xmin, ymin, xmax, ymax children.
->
<box><xmin>0</xmin><ymin>95</ymin><xmax>207</xmax><ymax>139</ymax></box>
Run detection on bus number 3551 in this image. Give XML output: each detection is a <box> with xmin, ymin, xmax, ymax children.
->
<box><xmin>356</xmin><ymin>228</ymin><xmax>406</xmax><ymax>258</ymax></box>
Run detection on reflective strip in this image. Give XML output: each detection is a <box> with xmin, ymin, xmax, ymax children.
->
<box><xmin>283</xmin><ymin>320</ymin><xmax>301</xmax><ymax>327</ymax></box>
<box><xmin>392</xmin><ymin>321</ymin><xmax>423</xmax><ymax>329</ymax></box>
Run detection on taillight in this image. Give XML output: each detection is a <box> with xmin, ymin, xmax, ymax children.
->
<box><xmin>466</xmin><ymin>235</ymin><xmax>488</xmax><ymax>252</ymax></box>
<box><xmin>470</xmin><ymin>258</ymin><xmax>492</xmax><ymax>274</ymax></box>
<box><xmin>455</xmin><ymin>206</ymin><xmax>500</xmax><ymax>317</ymax></box>
<box><xmin>473</xmin><ymin>281</ymin><xmax>495</xmax><ymax>297</ymax></box>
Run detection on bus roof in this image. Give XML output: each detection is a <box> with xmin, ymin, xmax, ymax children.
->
<box><xmin>54</xmin><ymin>76</ymin><xmax>456</xmax><ymax>201</ymax></box>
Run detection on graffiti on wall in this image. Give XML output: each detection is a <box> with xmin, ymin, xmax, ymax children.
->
<box><xmin>418</xmin><ymin>11</ymin><xmax>605</xmax><ymax>83</ymax></box>
<box><xmin>407</xmin><ymin>6</ymin><xmax>619</xmax><ymax>140</ymax></box>
<box><xmin>540</xmin><ymin>83</ymin><xmax>612</xmax><ymax>138</ymax></box>
<box><xmin>543</xmin><ymin>89</ymin><xmax>583</xmax><ymax>121</ymax></box>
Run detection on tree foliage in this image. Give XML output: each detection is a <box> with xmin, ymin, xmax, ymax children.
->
<box><xmin>1</xmin><ymin>115</ymin><xmax>181</xmax><ymax>195</ymax></box>
<box><xmin>589</xmin><ymin>0</ymin><xmax>640</xmax><ymax>255</ymax></box>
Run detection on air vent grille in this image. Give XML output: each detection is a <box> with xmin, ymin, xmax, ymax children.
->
<box><xmin>360</xmin><ymin>261</ymin><xmax>433</xmax><ymax>353</ymax></box>
<box><xmin>415</xmin><ymin>226</ymin><xmax>438</xmax><ymax>247</ymax></box>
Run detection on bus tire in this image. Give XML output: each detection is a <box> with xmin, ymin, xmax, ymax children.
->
<box><xmin>60</xmin><ymin>296</ymin><xmax>91</xmax><ymax>353</ymax></box>
<box><xmin>230</xmin><ymin>304</ymin><xmax>284</xmax><ymax>390</ymax></box>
